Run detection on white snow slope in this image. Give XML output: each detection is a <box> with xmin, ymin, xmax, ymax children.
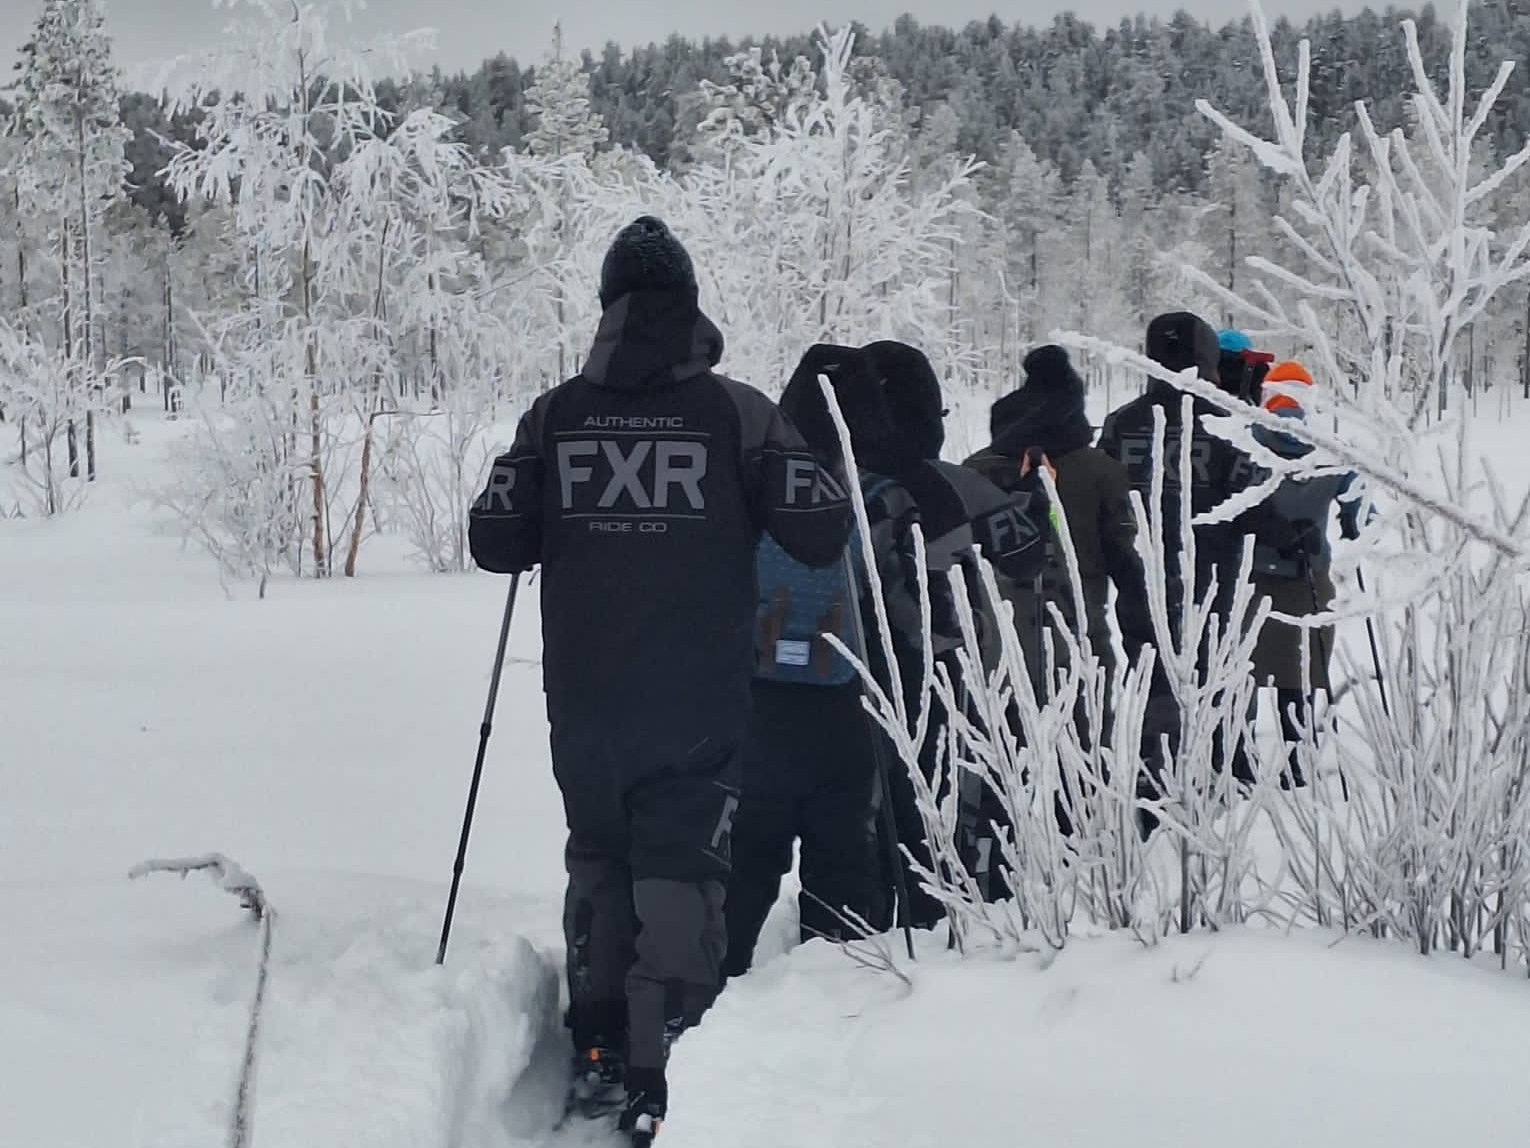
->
<box><xmin>5</xmin><ymin>409</ymin><xmax>1530</xmax><ymax>1148</ymax></box>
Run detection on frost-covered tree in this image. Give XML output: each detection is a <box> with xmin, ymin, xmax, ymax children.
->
<box><xmin>683</xmin><ymin>26</ymin><xmax>979</xmax><ymax>393</ymax></box>
<box><xmin>987</xmin><ymin>131</ymin><xmax>1062</xmax><ymax>351</ymax></box>
<box><xmin>337</xmin><ymin>106</ymin><xmax>519</xmax><ymax>573</ymax></box>
<box><xmin>1200</xmin><ymin>136</ymin><xmax>1268</xmax><ymax>328</ymax></box>
<box><xmin>523</xmin><ymin>24</ymin><xmax>609</xmax><ymax>161</ymax></box>
<box><xmin>152</xmin><ymin>1</ymin><xmax>531</xmax><ymax>586</ymax></box>
<box><xmin>1190</xmin><ymin>0</ymin><xmax>1530</xmax><ymax>553</ymax></box>
<box><xmin>1117</xmin><ymin>151</ymin><xmax>1169</xmax><ymax>338</ymax></box>
<box><xmin>515</xmin><ymin>25</ymin><xmax>613</xmax><ymax>383</ymax></box>
<box><xmin>0</xmin><ymin>319</ymin><xmax>133</xmax><ymax>515</ymax></box>
<box><xmin>10</xmin><ymin>0</ymin><xmax>129</xmax><ymax>483</ymax></box>
<box><xmin>160</xmin><ymin>0</ymin><xmax>510</xmax><ymax>583</ymax></box>
<box><xmin>1061</xmin><ymin>160</ymin><xmax>1133</xmax><ymax>351</ymax></box>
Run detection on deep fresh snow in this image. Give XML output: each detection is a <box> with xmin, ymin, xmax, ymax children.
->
<box><xmin>6</xmin><ymin>406</ymin><xmax>1530</xmax><ymax>1147</ymax></box>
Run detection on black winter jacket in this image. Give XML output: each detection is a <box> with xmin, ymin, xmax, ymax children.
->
<box><xmin>1096</xmin><ymin>380</ymin><xmax>1258</xmax><ymax>626</ymax></box>
<box><xmin>965</xmin><ymin>442</ymin><xmax>1154</xmax><ymax>669</ymax></box>
<box><xmin>468</xmin><ymin>290</ymin><xmax>851</xmax><ymax>777</ymax></box>
<box><xmin>897</xmin><ymin>458</ymin><xmax>1050</xmax><ymax>661</ymax></box>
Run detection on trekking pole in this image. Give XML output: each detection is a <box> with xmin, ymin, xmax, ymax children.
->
<box><xmin>436</xmin><ymin>571</ymin><xmax>522</xmax><ymax>965</ymax></box>
<box><xmin>841</xmin><ymin>548</ymin><xmax>918</xmax><ymax>962</ymax></box>
<box><xmin>1354</xmin><ymin>566</ymin><xmax>1391</xmax><ymax>720</ymax></box>
<box><xmin>1024</xmin><ymin>449</ymin><xmax>1050</xmax><ymax>704</ymax></box>
<box><xmin>1030</xmin><ymin>572</ymin><xmax>1046</xmax><ymax>702</ymax></box>
<box><xmin>1302</xmin><ymin>562</ymin><xmax>1349</xmax><ymax>803</ymax></box>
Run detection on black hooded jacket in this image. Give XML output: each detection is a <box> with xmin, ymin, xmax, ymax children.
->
<box><xmin>859</xmin><ymin>341</ymin><xmax>1050</xmax><ymax>661</ymax></box>
<box><xmin>469</xmin><ymin>291</ymin><xmax>851</xmax><ymax>778</ymax></box>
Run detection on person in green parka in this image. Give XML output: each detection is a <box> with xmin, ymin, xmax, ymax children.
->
<box><xmin>964</xmin><ymin>345</ymin><xmax>1165</xmax><ymax>839</ymax></box>
<box><xmin>964</xmin><ymin>344</ymin><xmax>1157</xmax><ymax>697</ymax></box>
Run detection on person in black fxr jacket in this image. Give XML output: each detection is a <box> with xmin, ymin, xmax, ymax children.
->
<box><xmin>723</xmin><ymin>344</ymin><xmax>924</xmax><ymax>978</ymax></box>
<box><xmin>859</xmin><ymin>339</ymin><xmax>1051</xmax><ymax>925</ymax></box>
<box><xmin>1097</xmin><ymin>311</ymin><xmax>1261</xmax><ymax>810</ymax></box>
<box><xmin>965</xmin><ymin>344</ymin><xmax>1156</xmax><ymax>701</ymax></box>
<box><xmin>467</xmin><ymin>217</ymin><xmax>850</xmax><ymax>1141</ymax></box>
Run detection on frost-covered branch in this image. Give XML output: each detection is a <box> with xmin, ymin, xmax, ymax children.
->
<box><xmin>1054</xmin><ymin>332</ymin><xmax>1524</xmax><ymax>561</ymax></box>
<box><xmin>131</xmin><ymin>851</ymin><xmax>275</xmax><ymax>1148</ymax></box>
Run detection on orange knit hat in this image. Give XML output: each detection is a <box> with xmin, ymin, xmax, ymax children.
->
<box><xmin>1262</xmin><ymin>360</ymin><xmax>1313</xmax><ymax>412</ymax></box>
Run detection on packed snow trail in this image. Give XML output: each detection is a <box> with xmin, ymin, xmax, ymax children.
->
<box><xmin>111</xmin><ymin>872</ymin><xmax>623</xmax><ymax>1148</ymax></box>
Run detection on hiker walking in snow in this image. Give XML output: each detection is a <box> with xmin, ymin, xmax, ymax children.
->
<box><xmin>467</xmin><ymin>216</ymin><xmax>850</xmax><ymax>1144</ymax></box>
<box><xmin>724</xmin><ymin>344</ymin><xmax>924</xmax><ymax>976</ymax></box>
<box><xmin>964</xmin><ymin>344</ymin><xmax>1159</xmax><ymax>835</ymax></box>
<box><xmin>1097</xmin><ymin>312</ymin><xmax>1258</xmax><ymax>646</ymax></box>
<box><xmin>858</xmin><ymin>339</ymin><xmax>1051</xmax><ymax>923</ymax></box>
<box><xmin>1097</xmin><ymin>311</ymin><xmax>1261</xmax><ymax>818</ymax></box>
<box><xmin>964</xmin><ymin>344</ymin><xmax>1156</xmax><ymax>713</ymax></box>
<box><xmin>1245</xmin><ymin>360</ymin><xmax>1364</xmax><ymax>787</ymax></box>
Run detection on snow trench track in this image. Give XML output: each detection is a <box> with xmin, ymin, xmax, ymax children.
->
<box><xmin>255</xmin><ymin>902</ymin><xmax>593</xmax><ymax>1148</ymax></box>
<box><xmin>134</xmin><ymin>870</ymin><xmax>605</xmax><ymax>1148</ymax></box>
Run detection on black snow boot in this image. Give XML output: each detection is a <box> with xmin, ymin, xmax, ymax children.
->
<box><xmin>620</xmin><ymin>1066</ymin><xmax>667</xmax><ymax>1146</ymax></box>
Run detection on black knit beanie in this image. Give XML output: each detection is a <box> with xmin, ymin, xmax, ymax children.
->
<box><xmin>598</xmin><ymin>216</ymin><xmax>698</xmax><ymax>308</ymax></box>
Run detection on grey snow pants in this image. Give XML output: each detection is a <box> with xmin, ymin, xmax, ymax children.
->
<box><xmin>555</xmin><ymin>737</ymin><xmax>740</xmax><ymax>1093</ymax></box>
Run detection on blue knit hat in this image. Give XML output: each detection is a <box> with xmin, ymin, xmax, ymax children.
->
<box><xmin>1218</xmin><ymin>329</ymin><xmax>1252</xmax><ymax>353</ymax></box>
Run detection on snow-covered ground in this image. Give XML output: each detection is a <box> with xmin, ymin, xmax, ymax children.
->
<box><xmin>6</xmin><ymin>405</ymin><xmax>1530</xmax><ymax>1147</ymax></box>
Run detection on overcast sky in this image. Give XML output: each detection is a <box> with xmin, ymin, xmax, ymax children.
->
<box><xmin>2</xmin><ymin>0</ymin><xmax>1370</xmax><ymax>86</ymax></box>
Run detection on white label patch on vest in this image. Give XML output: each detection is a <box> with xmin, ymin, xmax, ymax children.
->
<box><xmin>775</xmin><ymin>639</ymin><xmax>812</xmax><ymax>667</ymax></box>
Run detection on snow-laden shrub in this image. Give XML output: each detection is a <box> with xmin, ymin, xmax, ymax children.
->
<box><xmin>820</xmin><ymin>0</ymin><xmax>1530</xmax><ymax>973</ymax></box>
<box><xmin>373</xmin><ymin>384</ymin><xmax>498</xmax><ymax>574</ymax></box>
<box><xmin>0</xmin><ymin>323</ymin><xmax>127</xmax><ymax>516</ymax></box>
<box><xmin>1178</xmin><ymin>0</ymin><xmax>1530</xmax><ymax>969</ymax></box>
<box><xmin>155</xmin><ymin>367</ymin><xmax>309</xmax><ymax>597</ymax></box>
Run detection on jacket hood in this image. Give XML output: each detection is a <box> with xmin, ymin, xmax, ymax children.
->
<box><xmin>861</xmin><ymin>340</ymin><xmax>945</xmax><ymax>475</ymax></box>
<box><xmin>990</xmin><ymin>344</ymin><xmax>1094</xmax><ymax>459</ymax></box>
<box><xmin>1146</xmin><ymin>311</ymin><xmax>1221</xmax><ymax>389</ymax></box>
<box><xmin>581</xmin><ymin>290</ymin><xmax>724</xmax><ymax>391</ymax></box>
<box><xmin>779</xmin><ymin>344</ymin><xmax>897</xmax><ymax>470</ymax></box>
